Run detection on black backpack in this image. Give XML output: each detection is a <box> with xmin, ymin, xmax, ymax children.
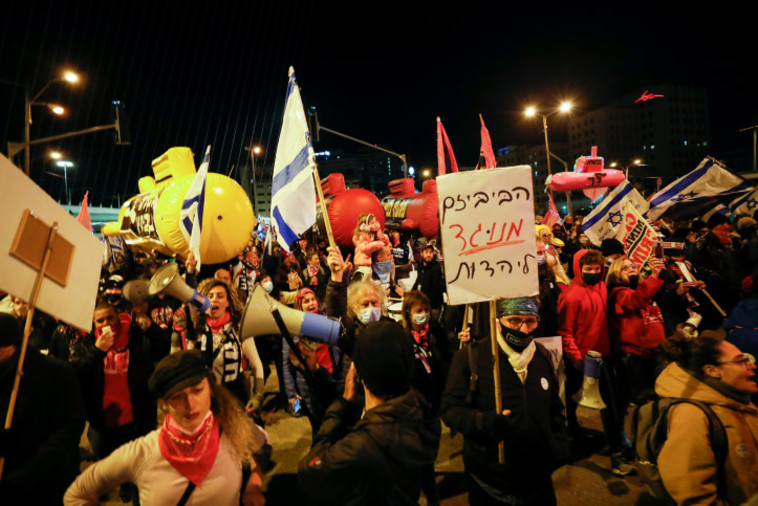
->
<box><xmin>631</xmin><ymin>397</ymin><xmax>728</xmax><ymax>503</ymax></box>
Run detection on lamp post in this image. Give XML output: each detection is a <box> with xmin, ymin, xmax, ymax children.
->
<box><xmin>56</xmin><ymin>160</ymin><xmax>74</xmax><ymax>204</ymax></box>
<box><xmin>525</xmin><ymin>101</ymin><xmax>572</xmax><ymax>204</ymax></box>
<box><xmin>245</xmin><ymin>143</ymin><xmax>263</xmax><ymax>213</ymax></box>
<box><xmin>24</xmin><ymin>70</ymin><xmax>79</xmax><ymax>176</ymax></box>
<box><xmin>610</xmin><ymin>159</ymin><xmax>644</xmax><ymax>179</ymax></box>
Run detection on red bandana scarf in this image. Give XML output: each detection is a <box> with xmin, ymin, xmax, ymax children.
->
<box><xmin>411</xmin><ymin>324</ymin><xmax>430</xmax><ymax>348</ymax></box>
<box><xmin>206</xmin><ymin>312</ymin><xmax>231</xmax><ymax>334</ymax></box>
<box><xmin>158</xmin><ymin>412</ymin><xmax>220</xmax><ymax>486</ymax></box>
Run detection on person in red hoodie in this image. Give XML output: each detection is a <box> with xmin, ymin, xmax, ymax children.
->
<box><xmin>606</xmin><ymin>256</ymin><xmax>665</xmax><ymax>431</ymax></box>
<box><xmin>557</xmin><ymin>249</ymin><xmax>634</xmax><ymax>476</ymax></box>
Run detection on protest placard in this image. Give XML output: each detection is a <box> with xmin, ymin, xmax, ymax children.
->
<box><xmin>619</xmin><ymin>205</ymin><xmax>659</xmax><ymax>266</ymax></box>
<box><xmin>437</xmin><ymin>165</ymin><xmax>538</xmax><ymax>305</ymax></box>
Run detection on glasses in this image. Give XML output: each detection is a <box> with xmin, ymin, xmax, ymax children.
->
<box><xmin>718</xmin><ymin>355</ymin><xmax>755</xmax><ymax>367</ymax></box>
<box><xmin>502</xmin><ymin>316</ymin><xmax>539</xmax><ymax>329</ymax></box>
<box><xmin>621</xmin><ymin>264</ymin><xmax>637</xmax><ymax>272</ymax></box>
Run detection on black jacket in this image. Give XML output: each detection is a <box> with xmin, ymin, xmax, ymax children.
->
<box><xmin>440</xmin><ymin>337</ymin><xmax>569</xmax><ymax>495</ymax></box>
<box><xmin>0</xmin><ymin>348</ymin><xmax>85</xmax><ymax>504</ymax></box>
<box><xmin>412</xmin><ymin>260</ymin><xmax>444</xmax><ymax>309</ymax></box>
<box><xmin>298</xmin><ymin>390</ymin><xmax>441</xmax><ymax>505</ymax></box>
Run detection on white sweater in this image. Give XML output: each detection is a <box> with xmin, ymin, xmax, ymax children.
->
<box><xmin>64</xmin><ymin>429</ymin><xmax>243</xmax><ymax>505</ymax></box>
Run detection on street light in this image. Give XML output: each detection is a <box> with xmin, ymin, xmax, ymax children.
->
<box><xmin>611</xmin><ymin>159</ymin><xmax>644</xmax><ymax>178</ymax></box>
<box><xmin>525</xmin><ymin>101</ymin><xmax>573</xmax><ymax>201</ymax></box>
<box><xmin>246</xmin><ymin>143</ymin><xmax>264</xmax><ymax>213</ymax></box>
<box><xmin>24</xmin><ymin>70</ymin><xmax>80</xmax><ymax>176</ymax></box>
<box><xmin>55</xmin><ymin>160</ymin><xmax>74</xmax><ymax>204</ymax></box>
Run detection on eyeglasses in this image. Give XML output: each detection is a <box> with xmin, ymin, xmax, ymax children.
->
<box><xmin>621</xmin><ymin>264</ymin><xmax>637</xmax><ymax>272</ymax></box>
<box><xmin>502</xmin><ymin>316</ymin><xmax>539</xmax><ymax>329</ymax></box>
<box><xmin>718</xmin><ymin>355</ymin><xmax>755</xmax><ymax>367</ymax></box>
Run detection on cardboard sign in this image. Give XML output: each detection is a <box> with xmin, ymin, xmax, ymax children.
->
<box><xmin>619</xmin><ymin>206</ymin><xmax>659</xmax><ymax>266</ymax></box>
<box><xmin>0</xmin><ymin>154</ymin><xmax>102</xmax><ymax>332</ymax></box>
<box><xmin>437</xmin><ymin>166</ymin><xmax>538</xmax><ymax>305</ymax></box>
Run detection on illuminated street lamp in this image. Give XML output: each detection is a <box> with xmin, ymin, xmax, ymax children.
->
<box><xmin>525</xmin><ymin>101</ymin><xmax>573</xmax><ymax>202</ymax></box>
<box><xmin>24</xmin><ymin>69</ymin><xmax>80</xmax><ymax>176</ymax></box>
<box><xmin>610</xmin><ymin>159</ymin><xmax>644</xmax><ymax>178</ymax></box>
<box><xmin>245</xmin><ymin>143</ymin><xmax>264</xmax><ymax>212</ymax></box>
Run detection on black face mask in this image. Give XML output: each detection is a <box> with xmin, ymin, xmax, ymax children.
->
<box><xmin>106</xmin><ymin>293</ymin><xmax>121</xmax><ymax>305</ymax></box>
<box><xmin>582</xmin><ymin>272</ymin><xmax>602</xmax><ymax>285</ymax></box>
<box><xmin>500</xmin><ymin>325</ymin><xmax>534</xmax><ymax>351</ymax></box>
<box><xmin>627</xmin><ymin>275</ymin><xmax>639</xmax><ymax>290</ymax></box>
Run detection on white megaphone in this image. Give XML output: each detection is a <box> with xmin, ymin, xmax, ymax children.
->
<box><xmin>576</xmin><ymin>350</ymin><xmax>606</xmax><ymax>410</ymax></box>
<box><xmin>240</xmin><ymin>285</ymin><xmax>341</xmax><ymax>346</ymax></box>
<box><xmin>148</xmin><ymin>262</ymin><xmax>211</xmax><ymax>313</ymax></box>
<box><xmin>123</xmin><ymin>279</ymin><xmax>150</xmax><ymax>306</ymax></box>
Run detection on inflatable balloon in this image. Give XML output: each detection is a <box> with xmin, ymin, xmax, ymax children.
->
<box><xmin>382</xmin><ymin>177</ymin><xmax>439</xmax><ymax>239</ymax></box>
<box><xmin>546</xmin><ymin>146</ymin><xmax>624</xmax><ymax>202</ymax></box>
<box><xmin>101</xmin><ymin>147</ymin><xmax>256</xmax><ymax>265</ymax></box>
<box><xmin>314</xmin><ymin>173</ymin><xmax>385</xmax><ymax>247</ymax></box>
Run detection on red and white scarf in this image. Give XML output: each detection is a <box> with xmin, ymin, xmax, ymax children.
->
<box><xmin>158</xmin><ymin>412</ymin><xmax>220</xmax><ymax>486</ymax></box>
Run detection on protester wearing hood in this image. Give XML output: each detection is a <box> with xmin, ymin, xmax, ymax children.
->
<box><xmin>723</xmin><ymin>272</ymin><xmax>758</xmax><ymax>404</ymax></box>
<box><xmin>0</xmin><ymin>313</ymin><xmax>85</xmax><ymax>505</ymax></box>
<box><xmin>442</xmin><ymin>298</ymin><xmax>568</xmax><ymax>505</ymax></box>
<box><xmin>298</xmin><ymin>321</ymin><xmax>440</xmax><ymax>505</ymax></box>
<box><xmin>656</xmin><ymin>331</ymin><xmax>758</xmax><ymax>505</ymax></box>
<box><xmin>558</xmin><ymin>249</ymin><xmax>633</xmax><ymax>475</ymax></box>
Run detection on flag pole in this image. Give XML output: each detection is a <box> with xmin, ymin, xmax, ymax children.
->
<box><xmin>489</xmin><ymin>299</ymin><xmax>505</xmax><ymax>464</ymax></box>
<box><xmin>311</xmin><ymin>163</ymin><xmax>338</xmax><ymax>250</ymax></box>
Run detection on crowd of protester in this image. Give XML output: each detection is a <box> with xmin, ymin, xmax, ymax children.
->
<box><xmin>1</xmin><ymin>208</ymin><xmax>757</xmax><ymax>505</ymax></box>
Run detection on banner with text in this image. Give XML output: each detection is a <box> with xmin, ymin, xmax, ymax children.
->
<box><xmin>438</xmin><ymin>165</ymin><xmax>538</xmax><ymax>305</ymax></box>
<box><xmin>618</xmin><ymin>205</ymin><xmax>659</xmax><ymax>266</ymax></box>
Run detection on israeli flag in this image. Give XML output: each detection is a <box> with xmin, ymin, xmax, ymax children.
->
<box><xmin>582</xmin><ymin>179</ymin><xmax>649</xmax><ymax>246</ymax></box>
<box><xmin>728</xmin><ymin>187</ymin><xmax>758</xmax><ymax>217</ymax></box>
<box><xmin>646</xmin><ymin>158</ymin><xmax>752</xmax><ymax>221</ymax></box>
<box><xmin>270</xmin><ymin>67</ymin><xmax>317</xmax><ymax>251</ymax></box>
<box><xmin>180</xmin><ymin>145</ymin><xmax>210</xmax><ymax>269</ymax></box>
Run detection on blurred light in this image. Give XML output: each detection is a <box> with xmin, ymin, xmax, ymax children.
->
<box><xmin>633</xmin><ymin>159</ymin><xmax>642</xmax><ymax>165</ymax></box>
<box><xmin>64</xmin><ymin>71</ymin><xmax>79</xmax><ymax>83</ymax></box>
<box><xmin>559</xmin><ymin>101</ymin><xmax>572</xmax><ymax>113</ymax></box>
<box><xmin>50</xmin><ymin>104</ymin><xmax>65</xmax><ymax>115</ymax></box>
<box><xmin>49</xmin><ymin>151</ymin><xmax>62</xmax><ymax>160</ymax></box>
<box><xmin>525</xmin><ymin>106</ymin><xmax>537</xmax><ymax>117</ymax></box>
<box><xmin>422</xmin><ymin>169</ymin><xmax>431</xmax><ymax>177</ymax></box>
<box><xmin>56</xmin><ymin>160</ymin><xmax>74</xmax><ymax>169</ymax></box>
<box><xmin>408</xmin><ymin>166</ymin><xmax>415</xmax><ymax>176</ymax></box>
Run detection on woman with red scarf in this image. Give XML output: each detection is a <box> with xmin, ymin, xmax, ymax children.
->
<box><xmin>65</xmin><ymin>350</ymin><xmax>267</xmax><ymax>505</ymax></box>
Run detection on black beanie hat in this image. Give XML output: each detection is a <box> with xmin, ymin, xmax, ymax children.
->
<box><xmin>352</xmin><ymin>321</ymin><xmax>414</xmax><ymax>399</ymax></box>
<box><xmin>0</xmin><ymin>313</ymin><xmax>22</xmax><ymax>347</ymax></box>
<box><xmin>148</xmin><ymin>350</ymin><xmax>212</xmax><ymax>399</ymax></box>
<box><xmin>600</xmin><ymin>238</ymin><xmax>625</xmax><ymax>257</ymax></box>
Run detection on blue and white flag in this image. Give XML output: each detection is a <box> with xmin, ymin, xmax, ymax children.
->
<box><xmin>728</xmin><ymin>187</ymin><xmax>758</xmax><ymax>217</ymax></box>
<box><xmin>582</xmin><ymin>179</ymin><xmax>649</xmax><ymax>247</ymax></box>
<box><xmin>270</xmin><ymin>67</ymin><xmax>317</xmax><ymax>251</ymax></box>
<box><xmin>646</xmin><ymin>158</ymin><xmax>752</xmax><ymax>221</ymax></box>
<box><xmin>180</xmin><ymin>145</ymin><xmax>210</xmax><ymax>269</ymax></box>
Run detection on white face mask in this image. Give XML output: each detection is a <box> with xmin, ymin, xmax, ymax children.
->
<box><xmin>262</xmin><ymin>281</ymin><xmax>274</xmax><ymax>293</ymax></box>
<box><xmin>359</xmin><ymin>307</ymin><xmax>381</xmax><ymax>325</ymax></box>
<box><xmin>412</xmin><ymin>312</ymin><xmax>430</xmax><ymax>326</ymax></box>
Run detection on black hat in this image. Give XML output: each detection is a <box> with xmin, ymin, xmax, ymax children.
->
<box><xmin>706</xmin><ymin>213</ymin><xmax>730</xmax><ymax>229</ymax></box>
<box><xmin>0</xmin><ymin>313</ymin><xmax>22</xmax><ymax>347</ymax></box>
<box><xmin>600</xmin><ymin>238</ymin><xmax>625</xmax><ymax>257</ymax></box>
<box><xmin>148</xmin><ymin>350</ymin><xmax>211</xmax><ymax>399</ymax></box>
<box><xmin>352</xmin><ymin>321</ymin><xmax>414</xmax><ymax>398</ymax></box>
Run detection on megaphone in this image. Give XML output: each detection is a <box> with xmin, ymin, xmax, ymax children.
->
<box><xmin>123</xmin><ymin>279</ymin><xmax>150</xmax><ymax>306</ymax></box>
<box><xmin>240</xmin><ymin>285</ymin><xmax>341</xmax><ymax>346</ymax></box>
<box><xmin>148</xmin><ymin>262</ymin><xmax>211</xmax><ymax>313</ymax></box>
<box><xmin>575</xmin><ymin>350</ymin><xmax>606</xmax><ymax>410</ymax></box>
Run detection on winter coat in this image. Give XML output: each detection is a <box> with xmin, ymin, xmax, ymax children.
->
<box><xmin>656</xmin><ymin>362</ymin><xmax>758</xmax><ymax>505</ymax></box>
<box><xmin>298</xmin><ymin>390</ymin><xmax>441</xmax><ymax>505</ymax></box>
<box><xmin>723</xmin><ymin>298</ymin><xmax>758</xmax><ymax>404</ymax></box>
<box><xmin>557</xmin><ymin>249</ymin><xmax>609</xmax><ymax>365</ymax></box>
<box><xmin>608</xmin><ymin>276</ymin><xmax>665</xmax><ymax>358</ymax></box>
<box><xmin>440</xmin><ymin>337</ymin><xmax>569</xmax><ymax>497</ymax></box>
<box><xmin>412</xmin><ymin>260</ymin><xmax>445</xmax><ymax>309</ymax></box>
<box><xmin>0</xmin><ymin>348</ymin><xmax>85</xmax><ymax>504</ymax></box>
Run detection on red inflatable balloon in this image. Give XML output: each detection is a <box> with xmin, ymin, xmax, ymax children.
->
<box><xmin>327</xmin><ymin>188</ymin><xmax>386</xmax><ymax>246</ymax></box>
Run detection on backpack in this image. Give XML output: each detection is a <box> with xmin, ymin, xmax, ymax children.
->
<box><xmin>631</xmin><ymin>397</ymin><xmax>728</xmax><ymax>503</ymax></box>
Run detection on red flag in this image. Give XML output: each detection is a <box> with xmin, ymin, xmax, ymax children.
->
<box><xmin>76</xmin><ymin>191</ymin><xmax>92</xmax><ymax>232</ymax></box>
<box><xmin>437</xmin><ymin>117</ymin><xmax>459</xmax><ymax>175</ymax></box>
<box><xmin>541</xmin><ymin>192</ymin><xmax>561</xmax><ymax>228</ymax></box>
<box><xmin>479</xmin><ymin>114</ymin><xmax>497</xmax><ymax>169</ymax></box>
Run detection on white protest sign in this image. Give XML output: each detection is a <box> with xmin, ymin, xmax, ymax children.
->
<box><xmin>0</xmin><ymin>154</ymin><xmax>102</xmax><ymax>331</ymax></box>
<box><xmin>437</xmin><ymin>165</ymin><xmax>538</xmax><ymax>305</ymax></box>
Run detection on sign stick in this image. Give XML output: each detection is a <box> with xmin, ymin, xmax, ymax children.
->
<box><xmin>459</xmin><ymin>304</ymin><xmax>470</xmax><ymax>349</ymax></box>
<box><xmin>0</xmin><ymin>221</ymin><xmax>59</xmax><ymax>478</ymax></box>
<box><xmin>489</xmin><ymin>299</ymin><xmax>505</xmax><ymax>464</ymax></box>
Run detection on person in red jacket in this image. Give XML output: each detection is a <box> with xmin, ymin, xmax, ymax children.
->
<box><xmin>557</xmin><ymin>249</ymin><xmax>634</xmax><ymax>476</ymax></box>
<box><xmin>606</xmin><ymin>255</ymin><xmax>665</xmax><ymax>433</ymax></box>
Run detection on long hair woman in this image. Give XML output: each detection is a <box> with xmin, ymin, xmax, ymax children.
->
<box><xmin>656</xmin><ymin>331</ymin><xmax>758</xmax><ymax>504</ymax></box>
<box><xmin>65</xmin><ymin>350</ymin><xmax>267</xmax><ymax>505</ymax></box>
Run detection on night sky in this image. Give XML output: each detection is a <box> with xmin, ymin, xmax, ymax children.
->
<box><xmin>1</xmin><ymin>1</ymin><xmax>754</xmax><ymax>206</ymax></box>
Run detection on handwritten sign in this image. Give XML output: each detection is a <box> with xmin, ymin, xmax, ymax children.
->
<box><xmin>437</xmin><ymin>165</ymin><xmax>538</xmax><ymax>305</ymax></box>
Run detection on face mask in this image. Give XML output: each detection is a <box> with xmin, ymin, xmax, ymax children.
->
<box><xmin>412</xmin><ymin>312</ymin><xmax>429</xmax><ymax>326</ymax></box>
<box><xmin>537</xmin><ymin>254</ymin><xmax>546</xmax><ymax>265</ymax></box>
<box><xmin>627</xmin><ymin>275</ymin><xmax>639</xmax><ymax>290</ymax></box>
<box><xmin>582</xmin><ymin>272</ymin><xmax>602</xmax><ymax>285</ymax></box>
<box><xmin>359</xmin><ymin>307</ymin><xmax>381</xmax><ymax>325</ymax></box>
<box><xmin>262</xmin><ymin>281</ymin><xmax>274</xmax><ymax>293</ymax></box>
<box><xmin>500</xmin><ymin>325</ymin><xmax>534</xmax><ymax>350</ymax></box>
